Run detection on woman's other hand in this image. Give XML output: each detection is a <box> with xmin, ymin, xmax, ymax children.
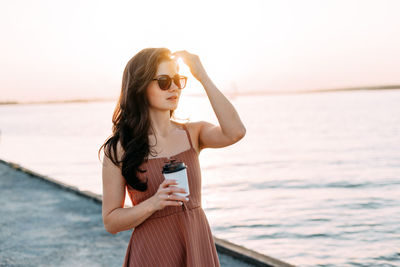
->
<box><xmin>150</xmin><ymin>179</ymin><xmax>189</xmax><ymax>211</ymax></box>
<box><xmin>172</xmin><ymin>50</ymin><xmax>208</xmax><ymax>82</ymax></box>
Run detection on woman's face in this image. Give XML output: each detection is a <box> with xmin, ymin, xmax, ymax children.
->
<box><xmin>146</xmin><ymin>60</ymin><xmax>181</xmax><ymax>112</ymax></box>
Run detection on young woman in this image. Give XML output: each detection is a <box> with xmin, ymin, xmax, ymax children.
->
<box><xmin>99</xmin><ymin>48</ymin><xmax>246</xmax><ymax>267</ymax></box>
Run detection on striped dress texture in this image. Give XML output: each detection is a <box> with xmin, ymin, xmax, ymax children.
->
<box><xmin>122</xmin><ymin>123</ymin><xmax>220</xmax><ymax>267</ymax></box>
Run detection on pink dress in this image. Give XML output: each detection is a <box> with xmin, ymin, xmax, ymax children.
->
<box><xmin>123</xmin><ymin>123</ymin><xmax>220</xmax><ymax>267</ymax></box>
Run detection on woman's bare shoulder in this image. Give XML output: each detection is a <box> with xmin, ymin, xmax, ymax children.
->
<box><xmin>172</xmin><ymin>121</ymin><xmax>202</xmax><ymax>134</ymax></box>
<box><xmin>183</xmin><ymin>121</ymin><xmax>201</xmax><ymax>130</ymax></box>
<box><xmin>184</xmin><ymin>121</ymin><xmax>212</xmax><ymax>131</ymax></box>
<box><xmin>180</xmin><ymin>121</ymin><xmax>208</xmax><ymax>153</ymax></box>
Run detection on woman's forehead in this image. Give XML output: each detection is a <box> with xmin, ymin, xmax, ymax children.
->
<box><xmin>156</xmin><ymin>60</ymin><xmax>179</xmax><ymax>75</ymax></box>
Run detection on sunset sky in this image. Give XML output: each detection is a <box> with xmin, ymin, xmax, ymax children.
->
<box><xmin>1</xmin><ymin>0</ymin><xmax>400</xmax><ymax>103</ymax></box>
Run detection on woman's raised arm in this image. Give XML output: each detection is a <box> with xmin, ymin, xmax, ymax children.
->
<box><xmin>173</xmin><ymin>50</ymin><xmax>246</xmax><ymax>150</ymax></box>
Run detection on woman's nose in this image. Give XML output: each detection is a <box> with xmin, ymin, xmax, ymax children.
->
<box><xmin>168</xmin><ymin>81</ymin><xmax>179</xmax><ymax>91</ymax></box>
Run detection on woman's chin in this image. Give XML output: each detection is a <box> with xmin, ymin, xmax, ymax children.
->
<box><xmin>167</xmin><ymin>102</ymin><xmax>179</xmax><ymax>110</ymax></box>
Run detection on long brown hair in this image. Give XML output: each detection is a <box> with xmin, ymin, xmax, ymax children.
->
<box><xmin>98</xmin><ymin>48</ymin><xmax>174</xmax><ymax>191</ymax></box>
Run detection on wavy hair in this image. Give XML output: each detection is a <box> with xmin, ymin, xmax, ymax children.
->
<box><xmin>98</xmin><ymin>48</ymin><xmax>174</xmax><ymax>191</ymax></box>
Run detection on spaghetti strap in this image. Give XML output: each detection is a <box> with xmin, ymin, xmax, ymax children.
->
<box><xmin>181</xmin><ymin>123</ymin><xmax>194</xmax><ymax>149</ymax></box>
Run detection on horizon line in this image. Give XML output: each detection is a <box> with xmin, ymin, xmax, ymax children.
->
<box><xmin>1</xmin><ymin>84</ymin><xmax>399</xmax><ymax>105</ymax></box>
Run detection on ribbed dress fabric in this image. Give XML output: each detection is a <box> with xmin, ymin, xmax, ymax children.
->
<box><xmin>122</xmin><ymin>123</ymin><xmax>220</xmax><ymax>267</ymax></box>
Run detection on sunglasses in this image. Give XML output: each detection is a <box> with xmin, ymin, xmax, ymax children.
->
<box><xmin>152</xmin><ymin>74</ymin><xmax>187</xmax><ymax>90</ymax></box>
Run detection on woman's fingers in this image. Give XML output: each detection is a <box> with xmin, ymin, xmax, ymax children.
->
<box><xmin>172</xmin><ymin>50</ymin><xmax>189</xmax><ymax>57</ymax></box>
<box><xmin>159</xmin><ymin>179</ymin><xmax>186</xmax><ymax>193</ymax></box>
<box><xmin>165</xmin><ymin>200</ymin><xmax>184</xmax><ymax>206</ymax></box>
<box><xmin>159</xmin><ymin>186</ymin><xmax>187</xmax><ymax>195</ymax></box>
<box><xmin>172</xmin><ymin>50</ymin><xmax>205</xmax><ymax>81</ymax></box>
<box><xmin>165</xmin><ymin>193</ymin><xmax>189</xmax><ymax>202</ymax></box>
<box><xmin>153</xmin><ymin>179</ymin><xmax>189</xmax><ymax>210</ymax></box>
<box><xmin>166</xmin><ymin>185</ymin><xmax>187</xmax><ymax>194</ymax></box>
<box><xmin>159</xmin><ymin>186</ymin><xmax>189</xmax><ymax>202</ymax></box>
<box><xmin>160</xmin><ymin>179</ymin><xmax>177</xmax><ymax>189</ymax></box>
<box><xmin>172</xmin><ymin>50</ymin><xmax>196</xmax><ymax>64</ymax></box>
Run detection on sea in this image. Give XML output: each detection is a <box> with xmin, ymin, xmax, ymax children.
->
<box><xmin>1</xmin><ymin>89</ymin><xmax>399</xmax><ymax>267</ymax></box>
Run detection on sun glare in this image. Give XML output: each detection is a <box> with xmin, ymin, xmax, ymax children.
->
<box><xmin>176</xmin><ymin>58</ymin><xmax>190</xmax><ymax>77</ymax></box>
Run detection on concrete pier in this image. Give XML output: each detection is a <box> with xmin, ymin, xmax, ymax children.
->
<box><xmin>0</xmin><ymin>159</ymin><xmax>295</xmax><ymax>267</ymax></box>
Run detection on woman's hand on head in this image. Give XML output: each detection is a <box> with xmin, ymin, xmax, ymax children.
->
<box><xmin>172</xmin><ymin>50</ymin><xmax>208</xmax><ymax>82</ymax></box>
<box><xmin>149</xmin><ymin>179</ymin><xmax>189</xmax><ymax>211</ymax></box>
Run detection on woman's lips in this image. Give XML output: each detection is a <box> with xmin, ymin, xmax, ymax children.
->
<box><xmin>167</xmin><ymin>96</ymin><xmax>178</xmax><ymax>101</ymax></box>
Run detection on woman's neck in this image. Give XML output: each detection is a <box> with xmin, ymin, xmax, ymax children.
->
<box><xmin>148</xmin><ymin>109</ymin><xmax>175</xmax><ymax>137</ymax></box>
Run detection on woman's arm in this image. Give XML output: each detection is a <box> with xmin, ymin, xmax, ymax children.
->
<box><xmin>198</xmin><ymin>74</ymin><xmax>246</xmax><ymax>148</ymax></box>
<box><xmin>173</xmin><ymin>51</ymin><xmax>246</xmax><ymax>149</ymax></box>
<box><xmin>102</xmin><ymin>148</ymin><xmax>156</xmax><ymax>234</ymax></box>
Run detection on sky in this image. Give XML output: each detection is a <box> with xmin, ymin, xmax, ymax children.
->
<box><xmin>1</xmin><ymin>0</ymin><xmax>400</xmax><ymax>102</ymax></box>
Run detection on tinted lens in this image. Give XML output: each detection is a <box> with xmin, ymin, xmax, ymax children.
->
<box><xmin>173</xmin><ymin>75</ymin><xmax>187</xmax><ymax>89</ymax></box>
<box><xmin>157</xmin><ymin>76</ymin><xmax>171</xmax><ymax>90</ymax></box>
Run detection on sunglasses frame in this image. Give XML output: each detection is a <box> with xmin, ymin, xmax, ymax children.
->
<box><xmin>152</xmin><ymin>74</ymin><xmax>187</xmax><ymax>90</ymax></box>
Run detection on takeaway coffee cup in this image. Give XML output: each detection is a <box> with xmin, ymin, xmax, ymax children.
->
<box><xmin>162</xmin><ymin>160</ymin><xmax>190</xmax><ymax>197</ymax></box>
